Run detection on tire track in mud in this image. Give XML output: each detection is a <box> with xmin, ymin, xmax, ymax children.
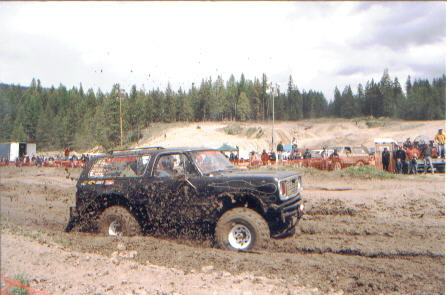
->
<box><xmin>265</xmin><ymin>197</ymin><xmax>445</xmax><ymax>261</ymax></box>
<box><xmin>1</xmin><ymin>167</ymin><xmax>445</xmax><ymax>294</ymax></box>
<box><xmin>292</xmin><ymin>245</ymin><xmax>444</xmax><ymax>259</ymax></box>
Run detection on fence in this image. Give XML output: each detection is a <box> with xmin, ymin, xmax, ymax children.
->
<box><xmin>1</xmin><ymin>275</ymin><xmax>52</xmax><ymax>295</ymax></box>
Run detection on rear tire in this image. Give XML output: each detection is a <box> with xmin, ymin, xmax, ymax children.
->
<box><xmin>215</xmin><ymin>208</ymin><xmax>269</xmax><ymax>251</ymax></box>
<box><xmin>98</xmin><ymin>206</ymin><xmax>140</xmax><ymax>236</ymax></box>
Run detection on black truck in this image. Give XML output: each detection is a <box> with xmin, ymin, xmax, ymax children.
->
<box><xmin>65</xmin><ymin>147</ymin><xmax>305</xmax><ymax>251</ymax></box>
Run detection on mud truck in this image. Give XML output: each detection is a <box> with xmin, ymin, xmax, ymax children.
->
<box><xmin>65</xmin><ymin>147</ymin><xmax>305</xmax><ymax>251</ymax></box>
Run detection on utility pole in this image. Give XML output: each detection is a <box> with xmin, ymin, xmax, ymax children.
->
<box><xmin>118</xmin><ymin>89</ymin><xmax>125</xmax><ymax>147</ymax></box>
<box><xmin>267</xmin><ymin>83</ymin><xmax>278</xmax><ymax>152</ymax></box>
<box><xmin>272</xmin><ymin>84</ymin><xmax>274</xmax><ymax>152</ymax></box>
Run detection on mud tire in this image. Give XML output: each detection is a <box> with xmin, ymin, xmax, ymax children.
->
<box><xmin>215</xmin><ymin>208</ymin><xmax>269</xmax><ymax>251</ymax></box>
<box><xmin>98</xmin><ymin>206</ymin><xmax>140</xmax><ymax>236</ymax></box>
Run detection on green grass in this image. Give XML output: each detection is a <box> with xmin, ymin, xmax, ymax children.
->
<box><xmin>336</xmin><ymin>165</ymin><xmax>398</xmax><ymax>179</ymax></box>
<box><xmin>9</xmin><ymin>273</ymin><xmax>30</xmax><ymax>295</ymax></box>
<box><xmin>256</xmin><ymin>164</ymin><xmax>399</xmax><ymax>179</ymax></box>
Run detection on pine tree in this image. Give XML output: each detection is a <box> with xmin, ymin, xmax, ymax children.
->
<box><xmin>379</xmin><ymin>69</ymin><xmax>394</xmax><ymax>117</ymax></box>
<box><xmin>340</xmin><ymin>86</ymin><xmax>356</xmax><ymax>118</ymax></box>
<box><xmin>332</xmin><ymin>87</ymin><xmax>342</xmax><ymax>117</ymax></box>
<box><xmin>392</xmin><ymin>77</ymin><xmax>405</xmax><ymax>118</ymax></box>
<box><xmin>249</xmin><ymin>78</ymin><xmax>262</xmax><ymax>120</ymax></box>
<box><xmin>405</xmin><ymin>75</ymin><xmax>412</xmax><ymax>96</ymax></box>
<box><xmin>357</xmin><ymin>83</ymin><xmax>366</xmax><ymax>116</ymax></box>
<box><xmin>237</xmin><ymin>92</ymin><xmax>250</xmax><ymax>121</ymax></box>
<box><xmin>164</xmin><ymin>83</ymin><xmax>176</xmax><ymax>122</ymax></box>
<box><xmin>226</xmin><ymin>75</ymin><xmax>237</xmax><ymax>121</ymax></box>
<box><xmin>287</xmin><ymin>76</ymin><xmax>303</xmax><ymax>120</ymax></box>
<box><xmin>11</xmin><ymin>123</ymin><xmax>27</xmax><ymax>142</ymax></box>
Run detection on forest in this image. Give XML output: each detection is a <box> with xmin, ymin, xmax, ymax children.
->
<box><xmin>0</xmin><ymin>70</ymin><xmax>445</xmax><ymax>151</ymax></box>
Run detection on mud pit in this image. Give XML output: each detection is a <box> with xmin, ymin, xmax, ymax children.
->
<box><xmin>1</xmin><ymin>166</ymin><xmax>444</xmax><ymax>294</ymax></box>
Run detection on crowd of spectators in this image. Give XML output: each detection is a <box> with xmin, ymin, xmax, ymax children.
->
<box><xmin>386</xmin><ymin>129</ymin><xmax>445</xmax><ymax>175</ymax></box>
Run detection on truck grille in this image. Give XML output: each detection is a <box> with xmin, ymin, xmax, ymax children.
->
<box><xmin>280</xmin><ymin>176</ymin><xmax>301</xmax><ymax>199</ymax></box>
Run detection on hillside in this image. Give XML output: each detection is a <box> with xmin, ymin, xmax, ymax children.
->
<box><xmin>136</xmin><ymin>119</ymin><xmax>445</xmax><ymax>158</ymax></box>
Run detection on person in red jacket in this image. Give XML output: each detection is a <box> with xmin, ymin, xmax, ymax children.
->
<box><xmin>406</xmin><ymin>144</ymin><xmax>420</xmax><ymax>174</ymax></box>
<box><xmin>64</xmin><ymin>147</ymin><xmax>71</xmax><ymax>160</ymax></box>
<box><xmin>261</xmin><ymin>150</ymin><xmax>269</xmax><ymax>165</ymax></box>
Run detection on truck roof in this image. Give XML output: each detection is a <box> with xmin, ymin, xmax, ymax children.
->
<box><xmin>109</xmin><ymin>146</ymin><xmax>218</xmax><ymax>156</ymax></box>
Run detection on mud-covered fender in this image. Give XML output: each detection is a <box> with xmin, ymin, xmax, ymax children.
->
<box><xmin>215</xmin><ymin>192</ymin><xmax>270</xmax><ymax>220</ymax></box>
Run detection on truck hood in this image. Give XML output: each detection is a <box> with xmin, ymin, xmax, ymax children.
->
<box><xmin>210</xmin><ymin>169</ymin><xmax>300</xmax><ymax>180</ymax></box>
<box><xmin>205</xmin><ymin>169</ymin><xmax>301</xmax><ymax>197</ymax></box>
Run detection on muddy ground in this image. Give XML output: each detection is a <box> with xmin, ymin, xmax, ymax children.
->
<box><xmin>0</xmin><ymin>166</ymin><xmax>444</xmax><ymax>294</ymax></box>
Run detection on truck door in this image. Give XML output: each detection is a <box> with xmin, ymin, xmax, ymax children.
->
<box><xmin>149</xmin><ymin>153</ymin><xmax>203</xmax><ymax>224</ymax></box>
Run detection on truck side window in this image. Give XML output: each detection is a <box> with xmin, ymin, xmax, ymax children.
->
<box><xmin>154</xmin><ymin>154</ymin><xmax>198</xmax><ymax>177</ymax></box>
<box><xmin>155</xmin><ymin>155</ymin><xmax>175</xmax><ymax>177</ymax></box>
<box><xmin>88</xmin><ymin>155</ymin><xmax>150</xmax><ymax>178</ymax></box>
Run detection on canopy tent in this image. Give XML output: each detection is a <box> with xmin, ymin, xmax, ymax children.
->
<box><xmin>283</xmin><ymin>144</ymin><xmax>293</xmax><ymax>152</ymax></box>
<box><xmin>217</xmin><ymin>143</ymin><xmax>238</xmax><ymax>152</ymax></box>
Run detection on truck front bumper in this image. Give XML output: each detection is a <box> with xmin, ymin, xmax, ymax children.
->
<box><xmin>270</xmin><ymin>195</ymin><xmax>305</xmax><ymax>238</ymax></box>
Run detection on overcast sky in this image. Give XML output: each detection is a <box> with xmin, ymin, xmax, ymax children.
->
<box><xmin>0</xmin><ymin>2</ymin><xmax>445</xmax><ymax>100</ymax></box>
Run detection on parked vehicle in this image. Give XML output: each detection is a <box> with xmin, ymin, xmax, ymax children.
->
<box><xmin>65</xmin><ymin>147</ymin><xmax>305</xmax><ymax>251</ymax></box>
<box><xmin>328</xmin><ymin>146</ymin><xmax>372</xmax><ymax>169</ymax></box>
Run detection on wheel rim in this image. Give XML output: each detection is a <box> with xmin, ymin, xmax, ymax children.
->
<box><xmin>108</xmin><ymin>220</ymin><xmax>123</xmax><ymax>236</ymax></box>
<box><xmin>228</xmin><ymin>224</ymin><xmax>252</xmax><ymax>250</ymax></box>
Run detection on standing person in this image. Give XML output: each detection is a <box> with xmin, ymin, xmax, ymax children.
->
<box><xmin>321</xmin><ymin>147</ymin><xmax>329</xmax><ymax>170</ymax></box>
<box><xmin>409</xmin><ymin>155</ymin><xmax>418</xmax><ymax>174</ymax></box>
<box><xmin>422</xmin><ymin>144</ymin><xmax>435</xmax><ymax>175</ymax></box>
<box><xmin>403</xmin><ymin>137</ymin><xmax>412</xmax><ymax>149</ymax></box>
<box><xmin>64</xmin><ymin>147</ymin><xmax>71</xmax><ymax>160</ymax></box>
<box><xmin>394</xmin><ymin>145</ymin><xmax>406</xmax><ymax>174</ymax></box>
<box><xmin>291</xmin><ymin>137</ymin><xmax>298</xmax><ymax>159</ymax></box>
<box><xmin>261</xmin><ymin>149</ymin><xmax>269</xmax><ymax>165</ymax></box>
<box><xmin>303</xmin><ymin>148</ymin><xmax>311</xmax><ymax>159</ymax></box>
<box><xmin>406</xmin><ymin>143</ymin><xmax>420</xmax><ymax>174</ymax></box>
<box><xmin>382</xmin><ymin>147</ymin><xmax>390</xmax><ymax>172</ymax></box>
<box><xmin>291</xmin><ymin>137</ymin><xmax>298</xmax><ymax>151</ymax></box>
<box><xmin>434</xmin><ymin>129</ymin><xmax>445</xmax><ymax>158</ymax></box>
<box><xmin>276</xmin><ymin>141</ymin><xmax>284</xmax><ymax>162</ymax></box>
<box><xmin>303</xmin><ymin>148</ymin><xmax>311</xmax><ymax>168</ymax></box>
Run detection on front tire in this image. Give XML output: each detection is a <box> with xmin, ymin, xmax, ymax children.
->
<box><xmin>98</xmin><ymin>206</ymin><xmax>140</xmax><ymax>236</ymax></box>
<box><xmin>215</xmin><ymin>208</ymin><xmax>269</xmax><ymax>251</ymax></box>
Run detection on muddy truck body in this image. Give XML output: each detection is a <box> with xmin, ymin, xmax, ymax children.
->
<box><xmin>65</xmin><ymin>147</ymin><xmax>304</xmax><ymax>250</ymax></box>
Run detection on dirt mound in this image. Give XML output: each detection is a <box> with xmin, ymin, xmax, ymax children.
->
<box><xmin>137</xmin><ymin>119</ymin><xmax>444</xmax><ymax>157</ymax></box>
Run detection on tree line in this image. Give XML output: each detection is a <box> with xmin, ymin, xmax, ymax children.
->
<box><xmin>0</xmin><ymin>70</ymin><xmax>444</xmax><ymax>150</ymax></box>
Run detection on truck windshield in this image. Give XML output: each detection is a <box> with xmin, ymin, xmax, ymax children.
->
<box><xmin>190</xmin><ymin>150</ymin><xmax>235</xmax><ymax>174</ymax></box>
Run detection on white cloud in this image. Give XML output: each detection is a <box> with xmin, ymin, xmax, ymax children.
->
<box><xmin>0</xmin><ymin>2</ymin><xmax>444</xmax><ymax>100</ymax></box>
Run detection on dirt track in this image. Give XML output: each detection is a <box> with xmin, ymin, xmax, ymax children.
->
<box><xmin>0</xmin><ymin>166</ymin><xmax>445</xmax><ymax>294</ymax></box>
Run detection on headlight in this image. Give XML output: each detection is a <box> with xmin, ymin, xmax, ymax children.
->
<box><xmin>280</xmin><ymin>181</ymin><xmax>287</xmax><ymax>197</ymax></box>
<box><xmin>278</xmin><ymin>176</ymin><xmax>302</xmax><ymax>201</ymax></box>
